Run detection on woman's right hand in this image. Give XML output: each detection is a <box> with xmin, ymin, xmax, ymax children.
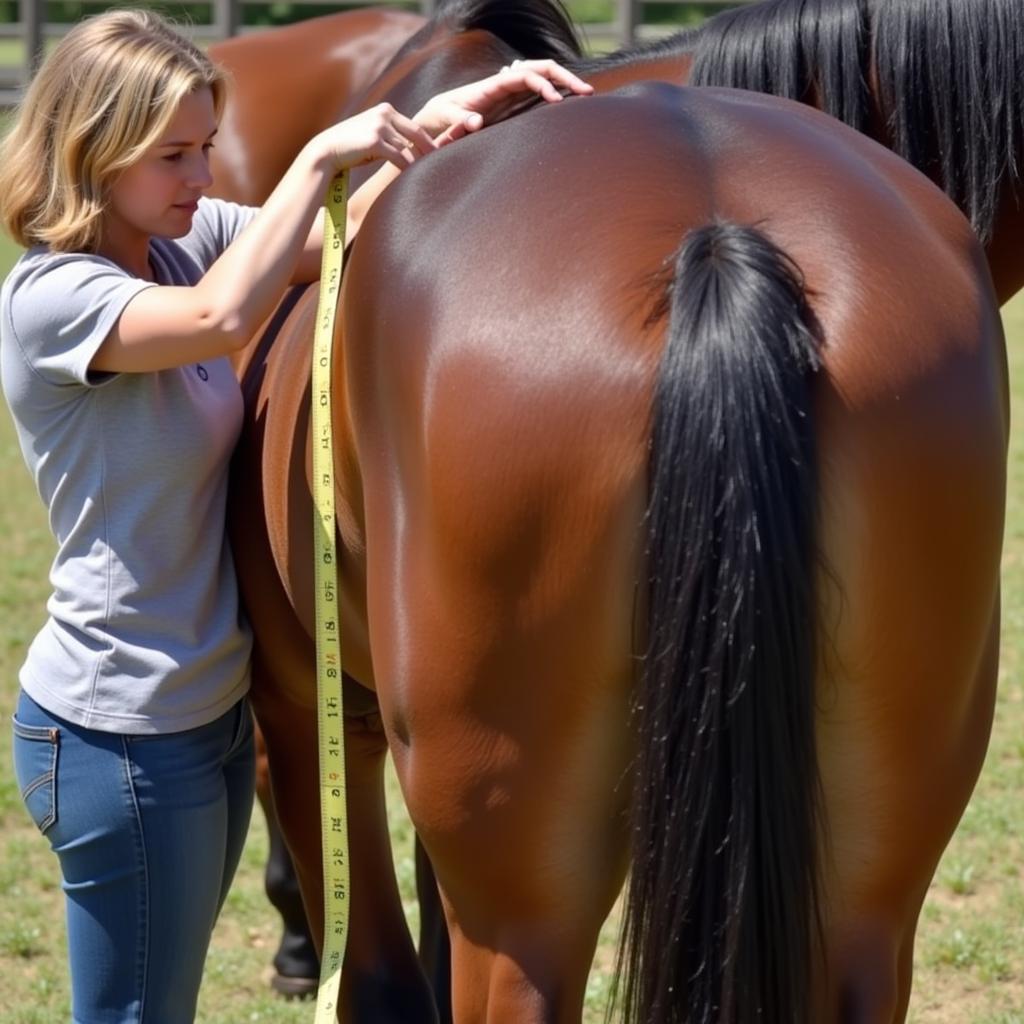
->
<box><xmin>310</xmin><ymin>103</ymin><xmax>438</xmax><ymax>174</ymax></box>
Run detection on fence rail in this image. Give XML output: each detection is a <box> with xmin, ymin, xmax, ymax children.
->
<box><xmin>0</xmin><ymin>0</ymin><xmax>743</xmax><ymax>105</ymax></box>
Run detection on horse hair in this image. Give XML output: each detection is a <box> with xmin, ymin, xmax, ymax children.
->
<box><xmin>870</xmin><ymin>0</ymin><xmax>1024</xmax><ymax>243</ymax></box>
<box><xmin>380</xmin><ymin>0</ymin><xmax>583</xmax><ymax>83</ymax></box>
<box><xmin>433</xmin><ymin>0</ymin><xmax>583</xmax><ymax>64</ymax></box>
<box><xmin>571</xmin><ymin>23</ymin><xmax>702</xmax><ymax>74</ymax></box>
<box><xmin>691</xmin><ymin>0</ymin><xmax>870</xmax><ymax>132</ymax></box>
<box><xmin>578</xmin><ymin>0</ymin><xmax>1024</xmax><ymax>245</ymax></box>
<box><xmin>615</xmin><ymin>222</ymin><xmax>823</xmax><ymax>1024</ymax></box>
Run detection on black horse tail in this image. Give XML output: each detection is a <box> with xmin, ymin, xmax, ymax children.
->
<box><xmin>617</xmin><ymin>222</ymin><xmax>824</xmax><ymax>1024</ymax></box>
<box><xmin>435</xmin><ymin>0</ymin><xmax>583</xmax><ymax>63</ymax></box>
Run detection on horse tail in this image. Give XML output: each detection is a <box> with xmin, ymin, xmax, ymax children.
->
<box><xmin>435</xmin><ymin>0</ymin><xmax>583</xmax><ymax>62</ymax></box>
<box><xmin>617</xmin><ymin>222</ymin><xmax>824</xmax><ymax>1024</ymax></box>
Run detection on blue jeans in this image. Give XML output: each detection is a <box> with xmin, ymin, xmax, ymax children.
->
<box><xmin>11</xmin><ymin>688</ymin><xmax>256</xmax><ymax>1024</ymax></box>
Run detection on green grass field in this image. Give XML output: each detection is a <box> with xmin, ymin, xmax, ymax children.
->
<box><xmin>1</xmin><ymin>247</ymin><xmax>1023</xmax><ymax>1019</ymax></box>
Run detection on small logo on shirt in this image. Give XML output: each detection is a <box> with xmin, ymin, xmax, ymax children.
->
<box><xmin>196</xmin><ymin>364</ymin><xmax>209</xmax><ymax>381</ymax></box>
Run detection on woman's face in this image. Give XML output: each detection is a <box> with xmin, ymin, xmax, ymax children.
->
<box><xmin>103</xmin><ymin>86</ymin><xmax>217</xmax><ymax>245</ymax></box>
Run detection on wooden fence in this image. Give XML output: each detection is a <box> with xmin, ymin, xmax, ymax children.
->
<box><xmin>0</xmin><ymin>0</ymin><xmax>744</xmax><ymax>105</ymax></box>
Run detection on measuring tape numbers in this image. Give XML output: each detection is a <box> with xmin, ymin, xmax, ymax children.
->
<box><xmin>311</xmin><ymin>171</ymin><xmax>350</xmax><ymax>1024</ymax></box>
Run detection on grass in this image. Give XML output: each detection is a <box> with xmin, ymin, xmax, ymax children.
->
<box><xmin>0</xmin><ymin>169</ymin><xmax>1023</xmax><ymax>1024</ymax></box>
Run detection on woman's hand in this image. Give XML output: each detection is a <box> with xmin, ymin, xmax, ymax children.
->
<box><xmin>415</xmin><ymin>59</ymin><xmax>594</xmax><ymax>144</ymax></box>
<box><xmin>310</xmin><ymin>102</ymin><xmax>439</xmax><ymax>174</ymax></box>
<box><xmin>309</xmin><ymin>61</ymin><xmax>592</xmax><ymax>174</ymax></box>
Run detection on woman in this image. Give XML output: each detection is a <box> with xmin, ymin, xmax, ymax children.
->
<box><xmin>0</xmin><ymin>9</ymin><xmax>591</xmax><ymax>1022</ymax></box>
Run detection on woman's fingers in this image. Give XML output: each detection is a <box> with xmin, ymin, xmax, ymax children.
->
<box><xmin>328</xmin><ymin>104</ymin><xmax>437</xmax><ymax>171</ymax></box>
<box><xmin>346</xmin><ymin>138</ymin><xmax>410</xmax><ymax>171</ymax></box>
<box><xmin>409</xmin><ymin>59</ymin><xmax>592</xmax><ymax>143</ymax></box>
<box><xmin>498</xmin><ymin>58</ymin><xmax>593</xmax><ymax>99</ymax></box>
<box><xmin>533</xmin><ymin>59</ymin><xmax>593</xmax><ymax>96</ymax></box>
<box><xmin>472</xmin><ymin>59</ymin><xmax>593</xmax><ymax>112</ymax></box>
<box><xmin>389</xmin><ymin>111</ymin><xmax>437</xmax><ymax>157</ymax></box>
<box><xmin>521</xmin><ymin>66</ymin><xmax>565</xmax><ymax>103</ymax></box>
<box><xmin>434</xmin><ymin>122</ymin><xmax>468</xmax><ymax>148</ymax></box>
<box><xmin>381</xmin><ymin>143</ymin><xmax>417</xmax><ymax>171</ymax></box>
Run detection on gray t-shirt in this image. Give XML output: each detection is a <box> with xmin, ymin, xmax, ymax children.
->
<box><xmin>1</xmin><ymin>197</ymin><xmax>260</xmax><ymax>734</ymax></box>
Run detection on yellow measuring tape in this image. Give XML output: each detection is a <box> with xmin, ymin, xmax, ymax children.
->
<box><xmin>311</xmin><ymin>171</ymin><xmax>350</xmax><ymax>1024</ymax></box>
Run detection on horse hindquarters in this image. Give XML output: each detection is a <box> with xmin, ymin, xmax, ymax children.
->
<box><xmin>619</xmin><ymin>223</ymin><xmax>824</xmax><ymax>1024</ymax></box>
<box><xmin>339</xmin><ymin>77</ymin><xmax>1006</xmax><ymax>1022</ymax></box>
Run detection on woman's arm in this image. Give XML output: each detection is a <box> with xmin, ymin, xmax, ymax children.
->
<box><xmin>91</xmin><ymin>104</ymin><xmax>433</xmax><ymax>373</ymax></box>
<box><xmin>94</xmin><ymin>60</ymin><xmax>592</xmax><ymax>367</ymax></box>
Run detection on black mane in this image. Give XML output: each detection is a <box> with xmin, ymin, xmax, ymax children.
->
<box><xmin>435</xmin><ymin>0</ymin><xmax>583</xmax><ymax>64</ymax></box>
<box><xmin>870</xmin><ymin>0</ymin><xmax>1024</xmax><ymax>242</ymax></box>
<box><xmin>571</xmin><ymin>24</ymin><xmax>701</xmax><ymax>74</ymax></box>
<box><xmin>689</xmin><ymin>0</ymin><xmax>869</xmax><ymax>130</ymax></box>
<box><xmin>578</xmin><ymin>0</ymin><xmax>1024</xmax><ymax>244</ymax></box>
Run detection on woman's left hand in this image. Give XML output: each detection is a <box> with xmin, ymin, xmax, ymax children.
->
<box><xmin>415</xmin><ymin>59</ymin><xmax>594</xmax><ymax>143</ymax></box>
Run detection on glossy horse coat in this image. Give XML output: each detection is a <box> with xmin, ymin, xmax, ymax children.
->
<box><xmin>229</xmin><ymin>1</ymin><xmax>1010</xmax><ymax>1020</ymax></box>
<box><xmin>208</xmin><ymin>7</ymin><xmax>425</xmax><ymax>205</ymax></box>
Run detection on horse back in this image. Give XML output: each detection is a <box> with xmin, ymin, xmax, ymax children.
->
<box><xmin>343</xmin><ymin>84</ymin><xmax>1005</xmax><ymax>540</ymax></box>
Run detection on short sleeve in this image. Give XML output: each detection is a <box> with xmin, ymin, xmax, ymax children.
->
<box><xmin>4</xmin><ymin>251</ymin><xmax>155</xmax><ymax>388</ymax></box>
<box><xmin>177</xmin><ymin>197</ymin><xmax>260</xmax><ymax>272</ymax></box>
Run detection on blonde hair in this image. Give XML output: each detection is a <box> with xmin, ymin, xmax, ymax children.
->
<box><xmin>0</xmin><ymin>8</ymin><xmax>227</xmax><ymax>252</ymax></box>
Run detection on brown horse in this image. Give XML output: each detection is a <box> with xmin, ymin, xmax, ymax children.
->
<box><xmin>207</xmin><ymin>7</ymin><xmax>425</xmax><ymax>206</ymax></box>
<box><xmin>229</xmin><ymin>1</ymin><xmax>1010</xmax><ymax>1020</ymax></box>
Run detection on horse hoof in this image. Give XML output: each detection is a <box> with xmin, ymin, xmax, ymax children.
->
<box><xmin>270</xmin><ymin>972</ymin><xmax>319</xmax><ymax>1000</ymax></box>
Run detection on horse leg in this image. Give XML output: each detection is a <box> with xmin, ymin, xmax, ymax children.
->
<box><xmin>361</xmin><ymin>470</ymin><xmax>641</xmax><ymax>1021</ymax></box>
<box><xmin>382</xmin><ymin>631</ymin><xmax>634</xmax><ymax>1024</ymax></box>
<box><xmin>254</xmin><ymin>724</ymin><xmax>320</xmax><ymax>997</ymax></box>
<box><xmin>813</xmin><ymin>612</ymin><xmax>1000</xmax><ymax>1022</ymax></box>
<box><xmin>251</xmin><ymin>664</ymin><xmax>440</xmax><ymax>1021</ymax></box>
<box><xmin>264</xmin><ymin>806</ymin><xmax>320</xmax><ymax>995</ymax></box>
<box><xmin>391</xmin><ymin>681</ymin><xmax>630</xmax><ymax>1024</ymax></box>
<box><xmin>416</xmin><ymin>836</ymin><xmax>453</xmax><ymax>1023</ymax></box>
<box><xmin>811</xmin><ymin>370</ymin><xmax>1004</xmax><ymax>1021</ymax></box>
